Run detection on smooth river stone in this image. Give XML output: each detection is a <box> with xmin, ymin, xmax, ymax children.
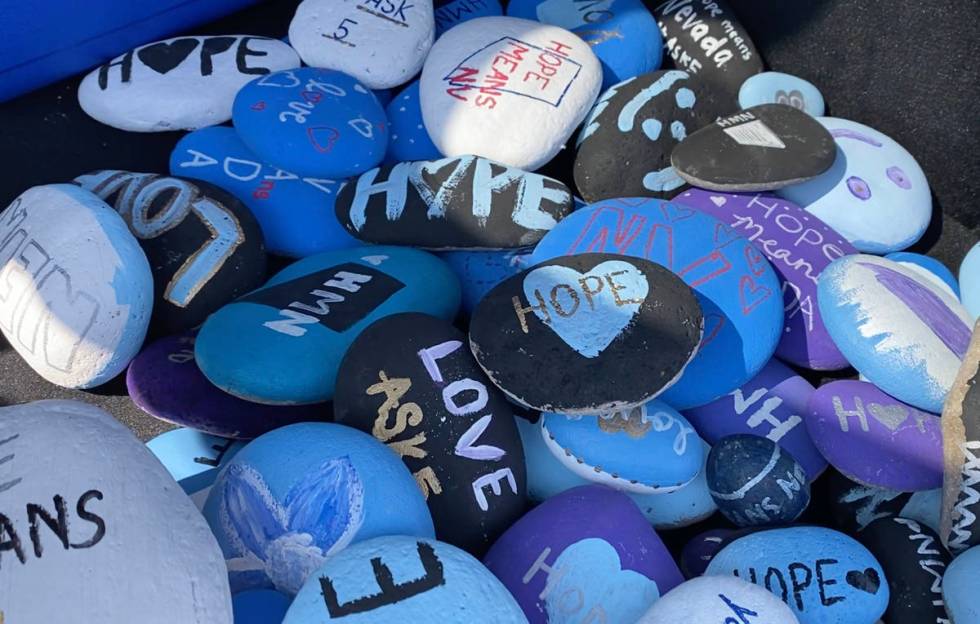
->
<box><xmin>0</xmin><ymin>400</ymin><xmax>233</xmax><ymax>623</ymax></box>
<box><xmin>674</xmin><ymin>189</ymin><xmax>854</xmax><ymax>370</ymax></box>
<box><xmin>943</xmin><ymin>545</ymin><xmax>980</xmax><ymax>624</ymax></box>
<box><xmin>826</xmin><ymin>470</ymin><xmax>941</xmax><ymax>536</ymax></box>
<box><xmin>146</xmin><ymin>428</ymin><xmax>244</xmax><ymax>509</ymax></box>
<box><xmin>807</xmin><ymin>380</ymin><xmax>943</xmax><ymax>492</ymax></box>
<box><xmin>637</xmin><ymin>575</ymin><xmax>801</xmax><ymax>624</ymax></box>
<box><xmin>818</xmin><ymin>254</ymin><xmax>973</xmax><ymax>414</ymax></box>
<box><xmin>738</xmin><ymin>71</ymin><xmax>825</xmax><ymax>117</ymax></box>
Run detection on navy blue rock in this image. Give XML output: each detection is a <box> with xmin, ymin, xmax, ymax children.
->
<box><xmin>385</xmin><ymin>80</ymin><xmax>442</xmax><ymax>164</ymax></box>
<box><xmin>434</xmin><ymin>0</ymin><xmax>503</xmax><ymax>36</ymax></box>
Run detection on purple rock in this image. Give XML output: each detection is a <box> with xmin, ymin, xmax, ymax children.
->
<box><xmin>127</xmin><ymin>331</ymin><xmax>326</xmax><ymax>439</ymax></box>
<box><xmin>674</xmin><ymin>189</ymin><xmax>856</xmax><ymax>370</ymax></box>
<box><xmin>683</xmin><ymin>358</ymin><xmax>827</xmax><ymax>480</ymax></box>
<box><xmin>806</xmin><ymin>380</ymin><xmax>943</xmax><ymax>491</ymax></box>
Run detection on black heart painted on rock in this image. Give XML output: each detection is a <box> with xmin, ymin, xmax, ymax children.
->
<box><xmin>137</xmin><ymin>39</ymin><xmax>201</xmax><ymax>75</ymax></box>
<box><xmin>845</xmin><ymin>568</ymin><xmax>881</xmax><ymax>594</ymax></box>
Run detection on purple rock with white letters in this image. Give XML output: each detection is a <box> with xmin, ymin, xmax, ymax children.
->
<box><xmin>684</xmin><ymin>358</ymin><xmax>826</xmax><ymax>480</ymax></box>
<box><xmin>674</xmin><ymin>189</ymin><xmax>855</xmax><ymax>370</ymax></box>
<box><xmin>806</xmin><ymin>380</ymin><xmax>943</xmax><ymax>491</ymax></box>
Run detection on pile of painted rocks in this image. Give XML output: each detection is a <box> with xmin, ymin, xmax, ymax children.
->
<box><xmin>2</xmin><ymin>1</ymin><xmax>980</xmax><ymax>623</ymax></box>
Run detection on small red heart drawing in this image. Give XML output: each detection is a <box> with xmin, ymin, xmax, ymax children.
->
<box><xmin>739</xmin><ymin>274</ymin><xmax>773</xmax><ymax>315</ymax></box>
<box><xmin>307</xmin><ymin>126</ymin><xmax>340</xmax><ymax>153</ymax></box>
<box><xmin>250</xmin><ymin>101</ymin><xmax>267</xmax><ymax>111</ymax></box>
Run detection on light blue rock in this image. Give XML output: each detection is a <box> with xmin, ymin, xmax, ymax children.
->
<box><xmin>959</xmin><ymin>242</ymin><xmax>980</xmax><ymax>320</ymax></box>
<box><xmin>943</xmin><ymin>545</ymin><xmax>980</xmax><ymax>624</ymax></box>
<box><xmin>777</xmin><ymin>117</ymin><xmax>932</xmax><ymax>253</ymax></box>
<box><xmin>706</xmin><ymin>526</ymin><xmax>889</xmax><ymax>624</ymax></box>
<box><xmin>738</xmin><ymin>71</ymin><xmax>825</xmax><ymax>116</ymax></box>
<box><xmin>146</xmin><ymin>428</ymin><xmax>244</xmax><ymax>509</ymax></box>
<box><xmin>434</xmin><ymin>0</ymin><xmax>503</xmax><ymax>36</ymax></box>
<box><xmin>203</xmin><ymin>423</ymin><xmax>435</xmax><ymax>596</ymax></box>
<box><xmin>885</xmin><ymin>251</ymin><xmax>959</xmax><ymax>298</ymax></box>
<box><xmin>195</xmin><ymin>246</ymin><xmax>460</xmax><ymax>405</ymax></box>
<box><xmin>384</xmin><ymin>80</ymin><xmax>442</xmax><ymax>164</ymax></box>
<box><xmin>170</xmin><ymin>126</ymin><xmax>357</xmax><ymax>258</ymax></box>
<box><xmin>233</xmin><ymin>589</ymin><xmax>292</xmax><ymax>624</ymax></box>
<box><xmin>283</xmin><ymin>535</ymin><xmax>526</xmax><ymax>622</ymax></box>
<box><xmin>439</xmin><ymin>247</ymin><xmax>533</xmax><ymax>313</ymax></box>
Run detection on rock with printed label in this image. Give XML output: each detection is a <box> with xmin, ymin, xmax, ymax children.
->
<box><xmin>674</xmin><ymin>189</ymin><xmax>854</xmax><ymax>370</ymax></box>
<box><xmin>334</xmin><ymin>313</ymin><xmax>526</xmax><ymax>554</ymax></box>
<box><xmin>738</xmin><ymin>71</ymin><xmax>825</xmax><ymax>117</ymax></box>
<box><xmin>420</xmin><ymin>16</ymin><xmax>603</xmax><ymax>171</ymax></box>
<box><xmin>0</xmin><ymin>184</ymin><xmax>152</xmax><ymax>388</ymax></box>
<box><xmin>78</xmin><ymin>35</ymin><xmax>300</xmax><ymax>132</ymax></box>
<box><xmin>195</xmin><ymin>246</ymin><xmax>460</xmax><ymax>405</ymax></box>
<box><xmin>826</xmin><ymin>470</ymin><xmax>941</xmax><ymax>536</ymax></box>
<box><xmin>385</xmin><ymin>80</ymin><xmax>442</xmax><ymax>163</ymax></box>
<box><xmin>440</xmin><ymin>248</ymin><xmax>533</xmax><ymax>313</ymax></box>
<box><xmin>680</xmin><ymin>528</ymin><xmax>735</xmax><ymax>578</ymax></box>
<box><xmin>960</xmin><ymin>242</ymin><xmax>980</xmax><ymax>320</ymax></box>
<box><xmin>574</xmin><ymin>70</ymin><xmax>720</xmax><ymax>202</ymax></box>
<box><xmin>705</xmin><ymin>526</ymin><xmax>889</xmax><ymax>624</ymax></box>
<box><xmin>128</xmin><ymin>331</ymin><xmax>325</xmax><ymax>439</ymax></box>
<box><xmin>289</xmin><ymin>0</ymin><xmax>436</xmax><ymax>90</ymax></box>
<box><xmin>651</xmin><ymin>0</ymin><xmax>762</xmax><ymax>104</ymax></box>
<box><xmin>284</xmin><ymin>535</ymin><xmax>525</xmax><ymax>622</ymax></box>
<box><xmin>0</xmin><ymin>400</ymin><xmax>233</xmax><ymax>623</ymax></box>
<box><xmin>818</xmin><ymin>254</ymin><xmax>973</xmax><ymax>414</ymax></box>
<box><xmin>233</xmin><ymin>67</ymin><xmax>388</xmax><ymax>179</ymax></box>
<box><xmin>885</xmin><ymin>252</ymin><xmax>959</xmax><ymax>298</ymax></box>
<box><xmin>671</xmin><ymin>104</ymin><xmax>837</xmax><ymax>192</ymax></box>
<box><xmin>858</xmin><ymin>517</ymin><xmax>951</xmax><ymax>624</ymax></box>
<box><xmin>484</xmin><ymin>484</ymin><xmax>683</xmax><ymax>623</ymax></box>
<box><xmin>943</xmin><ymin>545</ymin><xmax>980</xmax><ymax>624</ymax></box>
<box><xmin>434</xmin><ymin>0</ymin><xmax>503</xmax><ymax>35</ymax></box>
<box><xmin>74</xmin><ymin>171</ymin><xmax>266</xmax><ymax>334</ymax></box>
<box><xmin>170</xmin><ymin>126</ymin><xmax>357</xmax><ymax>258</ymax></box>
<box><xmin>807</xmin><ymin>380</ymin><xmax>942</xmax><ymax>492</ymax></box>
<box><xmin>146</xmin><ymin>428</ymin><xmax>245</xmax><ymax>509</ymax></box>
<box><xmin>636</xmin><ymin>575</ymin><xmax>801</xmax><ymax>624</ymax></box>
<box><xmin>706</xmin><ymin>434</ymin><xmax>810</xmax><ymax>527</ymax></box>
<box><xmin>336</xmin><ymin>156</ymin><xmax>573</xmax><ymax>249</ymax></box>
<box><xmin>233</xmin><ymin>589</ymin><xmax>292</xmax><ymax>624</ymax></box>
<box><xmin>684</xmin><ymin>358</ymin><xmax>826</xmax><ymax>480</ymax></box>
<box><xmin>531</xmin><ymin>197</ymin><xmax>784</xmax><ymax>409</ymax></box>
<box><xmin>469</xmin><ymin>252</ymin><xmax>702</xmax><ymax>414</ymax></box>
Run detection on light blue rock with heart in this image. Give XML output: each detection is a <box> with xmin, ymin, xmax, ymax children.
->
<box><xmin>541</xmin><ymin>400</ymin><xmax>703</xmax><ymax>493</ymax></box>
<box><xmin>738</xmin><ymin>71</ymin><xmax>825</xmax><ymax>117</ymax></box>
<box><xmin>195</xmin><ymin>246</ymin><xmax>460</xmax><ymax>405</ymax></box>
<box><xmin>943</xmin><ymin>545</ymin><xmax>980</xmax><ymax>624</ymax></box>
<box><xmin>385</xmin><ymin>80</ymin><xmax>442</xmax><ymax>164</ymax></box>
<box><xmin>170</xmin><ymin>126</ymin><xmax>357</xmax><ymax>258</ymax></box>
<box><xmin>233</xmin><ymin>589</ymin><xmax>292</xmax><ymax>624</ymax></box>
<box><xmin>885</xmin><ymin>251</ymin><xmax>959</xmax><ymax>298</ymax></box>
<box><xmin>531</xmin><ymin>197</ymin><xmax>784</xmax><ymax>409</ymax></box>
<box><xmin>439</xmin><ymin>247</ymin><xmax>533</xmax><ymax>313</ymax></box>
<box><xmin>146</xmin><ymin>428</ymin><xmax>245</xmax><ymax>509</ymax></box>
<box><xmin>435</xmin><ymin>0</ymin><xmax>503</xmax><ymax>35</ymax></box>
<box><xmin>203</xmin><ymin>422</ymin><xmax>435</xmax><ymax>596</ymax></box>
<box><xmin>507</xmin><ymin>0</ymin><xmax>662</xmax><ymax>89</ymax></box>
<box><xmin>777</xmin><ymin>117</ymin><xmax>931</xmax><ymax>253</ymax></box>
<box><xmin>706</xmin><ymin>526</ymin><xmax>889</xmax><ymax>624</ymax></box>
<box><xmin>959</xmin><ymin>242</ymin><xmax>980</xmax><ymax>320</ymax></box>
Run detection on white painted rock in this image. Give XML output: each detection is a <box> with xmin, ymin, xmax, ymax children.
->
<box><xmin>420</xmin><ymin>16</ymin><xmax>602</xmax><ymax>170</ymax></box>
<box><xmin>289</xmin><ymin>0</ymin><xmax>436</xmax><ymax>89</ymax></box>
<box><xmin>637</xmin><ymin>575</ymin><xmax>800</xmax><ymax>623</ymax></box>
<box><xmin>0</xmin><ymin>400</ymin><xmax>233</xmax><ymax>624</ymax></box>
<box><xmin>0</xmin><ymin>185</ymin><xmax>152</xmax><ymax>389</ymax></box>
<box><xmin>78</xmin><ymin>35</ymin><xmax>301</xmax><ymax>131</ymax></box>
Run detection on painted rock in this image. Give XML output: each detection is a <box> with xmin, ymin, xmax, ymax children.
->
<box><xmin>652</xmin><ymin>0</ymin><xmax>762</xmax><ymax>103</ymax></box>
<box><xmin>335</xmin><ymin>156</ymin><xmax>573</xmax><ymax>249</ymax></box>
<box><xmin>128</xmin><ymin>331</ymin><xmax>325</xmax><ymax>439</ymax></box>
<box><xmin>941</xmin><ymin>320</ymin><xmax>980</xmax><ymax>554</ymax></box>
<box><xmin>672</xmin><ymin>104</ymin><xmax>837</xmax><ymax>192</ymax></box>
<box><xmin>419</xmin><ymin>16</ymin><xmax>603</xmax><ymax>171</ymax></box>
<box><xmin>574</xmin><ymin>70</ymin><xmax>720</xmax><ymax>202</ymax></box>
<box><xmin>826</xmin><ymin>470</ymin><xmax>941</xmax><ymax>536</ymax></box>
<box><xmin>75</xmin><ymin>170</ymin><xmax>267</xmax><ymax>334</ymax></box>
<box><xmin>858</xmin><ymin>517</ymin><xmax>951</xmax><ymax>624</ymax></box>
<box><xmin>440</xmin><ymin>248</ymin><xmax>533</xmax><ymax>313</ymax></box>
<box><xmin>202</xmin><ymin>422</ymin><xmax>435</xmax><ymax>595</ymax></box>
<box><xmin>232</xmin><ymin>68</ymin><xmax>388</xmax><ymax>179</ymax></box>
<box><xmin>943</xmin><ymin>545</ymin><xmax>980</xmax><ymax>624</ymax></box>
<box><xmin>738</xmin><ymin>71</ymin><xmax>825</xmax><ymax>117</ymax></box>
<box><xmin>435</xmin><ymin>0</ymin><xmax>503</xmax><ymax>36</ymax></box>
<box><xmin>540</xmin><ymin>400</ymin><xmax>703</xmax><ymax>493</ymax></box>
<box><xmin>0</xmin><ymin>400</ymin><xmax>232</xmax><ymax>623</ymax></box>
<box><xmin>684</xmin><ymin>358</ymin><xmax>826</xmax><ymax>480</ymax></box>
<box><xmin>469</xmin><ymin>252</ymin><xmax>702</xmax><ymax>413</ymax></box>
<box><xmin>674</xmin><ymin>189</ymin><xmax>854</xmax><ymax>370</ymax></box>
<box><xmin>284</xmin><ymin>535</ymin><xmax>526</xmax><ymax>622</ymax></box>
<box><xmin>886</xmin><ymin>251</ymin><xmax>959</xmax><ymax>298</ymax></box>
<box><xmin>706</xmin><ymin>434</ymin><xmax>810</xmax><ymax>527</ymax></box>
<box><xmin>636</xmin><ymin>575</ymin><xmax>801</xmax><ymax>624</ymax></box>
<box><xmin>483</xmin><ymin>485</ymin><xmax>683</xmax><ymax>623</ymax></box>
<box><xmin>334</xmin><ymin>313</ymin><xmax>526</xmax><ymax>553</ymax></box>
<box><xmin>705</xmin><ymin>526</ymin><xmax>889</xmax><ymax>624</ymax></box>
<box><xmin>233</xmin><ymin>589</ymin><xmax>292</xmax><ymax>624</ymax></box>
<box><xmin>818</xmin><ymin>254</ymin><xmax>972</xmax><ymax>413</ymax></box>
<box><xmin>0</xmin><ymin>185</ymin><xmax>152</xmax><ymax>388</ymax></box>
<box><xmin>531</xmin><ymin>197</ymin><xmax>784</xmax><ymax>409</ymax></box>
<box><xmin>680</xmin><ymin>528</ymin><xmax>735</xmax><ymax>578</ymax></box>
<box><xmin>195</xmin><ymin>247</ymin><xmax>460</xmax><ymax>405</ymax></box>
<box><xmin>78</xmin><ymin>35</ymin><xmax>300</xmax><ymax>132</ymax></box>
<box><xmin>806</xmin><ymin>380</ymin><xmax>943</xmax><ymax>491</ymax></box>
<box><xmin>508</xmin><ymin>0</ymin><xmax>663</xmax><ymax>90</ymax></box>
<box><xmin>146</xmin><ymin>428</ymin><xmax>244</xmax><ymax>509</ymax></box>
<box><xmin>960</xmin><ymin>242</ymin><xmax>980</xmax><ymax>320</ymax></box>
<box><xmin>170</xmin><ymin>126</ymin><xmax>357</xmax><ymax>258</ymax></box>
<box><xmin>385</xmin><ymin>80</ymin><xmax>442</xmax><ymax>163</ymax></box>
<box><xmin>289</xmin><ymin>0</ymin><xmax>435</xmax><ymax>90</ymax></box>
<box><xmin>777</xmin><ymin>117</ymin><xmax>932</xmax><ymax>253</ymax></box>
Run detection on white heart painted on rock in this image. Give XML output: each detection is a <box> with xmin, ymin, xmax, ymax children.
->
<box><xmin>360</xmin><ymin>255</ymin><xmax>388</xmax><ymax>266</ymax></box>
<box><xmin>710</xmin><ymin>195</ymin><xmax>727</xmax><ymax>207</ymax></box>
<box><xmin>522</xmin><ymin>260</ymin><xmax>648</xmax><ymax>358</ymax></box>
